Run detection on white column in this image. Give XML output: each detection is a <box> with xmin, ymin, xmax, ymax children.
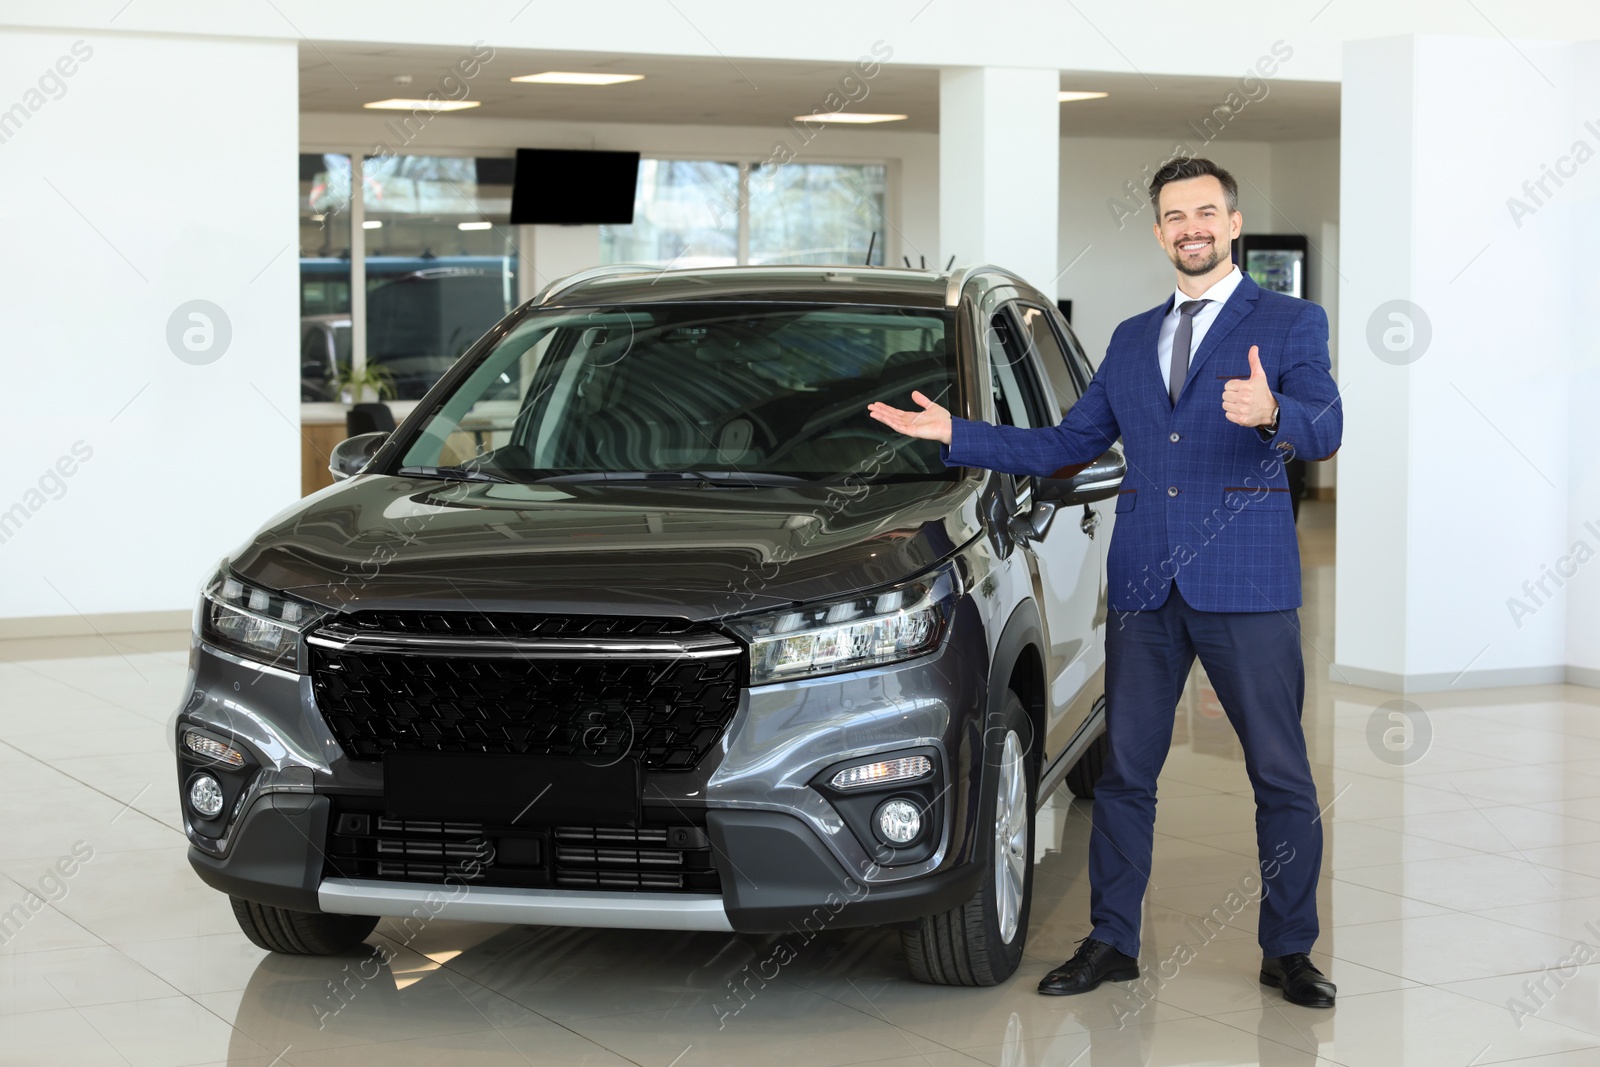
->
<box><xmin>1565</xmin><ymin>41</ymin><xmax>1600</xmax><ymax>688</ymax></box>
<box><xmin>525</xmin><ymin>225</ymin><xmax>602</xmax><ymax>297</ymax></box>
<box><xmin>0</xmin><ymin>29</ymin><xmax>299</xmax><ymax>623</ymax></box>
<box><xmin>938</xmin><ymin>67</ymin><xmax>1059</xmax><ymax>294</ymax></box>
<box><xmin>1335</xmin><ymin>34</ymin><xmax>1581</xmax><ymax>690</ymax></box>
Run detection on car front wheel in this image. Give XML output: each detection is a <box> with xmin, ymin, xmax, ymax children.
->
<box><xmin>901</xmin><ymin>689</ymin><xmax>1035</xmax><ymax>986</ymax></box>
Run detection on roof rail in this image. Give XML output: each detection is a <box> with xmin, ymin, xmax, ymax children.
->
<box><xmin>943</xmin><ymin>263</ymin><xmax>1017</xmax><ymax>308</ymax></box>
<box><xmin>534</xmin><ymin>262</ymin><xmax>661</xmax><ymax>305</ymax></box>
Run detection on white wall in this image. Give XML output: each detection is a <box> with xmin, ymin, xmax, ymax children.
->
<box><xmin>0</xmin><ymin>29</ymin><xmax>299</xmax><ymax>623</ymax></box>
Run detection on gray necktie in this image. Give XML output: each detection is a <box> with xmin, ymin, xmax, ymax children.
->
<box><xmin>1168</xmin><ymin>299</ymin><xmax>1210</xmax><ymax>405</ymax></box>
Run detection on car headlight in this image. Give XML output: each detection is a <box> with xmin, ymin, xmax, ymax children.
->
<box><xmin>198</xmin><ymin>566</ymin><xmax>327</xmax><ymax>671</ymax></box>
<box><xmin>726</xmin><ymin>562</ymin><xmax>960</xmax><ymax>685</ymax></box>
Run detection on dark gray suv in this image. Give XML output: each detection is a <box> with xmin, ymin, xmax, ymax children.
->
<box><xmin>173</xmin><ymin>263</ymin><xmax>1124</xmax><ymax>986</ymax></box>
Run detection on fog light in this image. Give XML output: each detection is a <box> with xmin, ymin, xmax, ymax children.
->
<box><xmin>830</xmin><ymin>755</ymin><xmax>933</xmax><ymax>791</ymax></box>
<box><xmin>874</xmin><ymin>798</ymin><xmax>922</xmax><ymax>845</ymax></box>
<box><xmin>189</xmin><ymin>775</ymin><xmax>225</xmax><ymax>818</ymax></box>
<box><xmin>183</xmin><ymin>731</ymin><xmax>245</xmax><ymax>768</ymax></box>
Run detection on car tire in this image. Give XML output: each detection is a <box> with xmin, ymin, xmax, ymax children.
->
<box><xmin>901</xmin><ymin>689</ymin><xmax>1036</xmax><ymax>986</ymax></box>
<box><xmin>1064</xmin><ymin>730</ymin><xmax>1110</xmax><ymax>799</ymax></box>
<box><xmin>229</xmin><ymin>896</ymin><xmax>378</xmax><ymax>955</ymax></box>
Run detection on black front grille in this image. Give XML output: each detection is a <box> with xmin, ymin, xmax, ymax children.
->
<box><xmin>309</xmin><ymin>611</ymin><xmax>742</xmax><ymax>770</ymax></box>
<box><xmin>324</xmin><ymin>797</ymin><xmax>721</xmax><ymax>893</ymax></box>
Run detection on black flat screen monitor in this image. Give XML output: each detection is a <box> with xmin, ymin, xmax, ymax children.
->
<box><xmin>510</xmin><ymin>148</ymin><xmax>640</xmax><ymax>225</ymax></box>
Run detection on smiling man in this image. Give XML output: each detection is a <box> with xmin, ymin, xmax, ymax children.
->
<box><xmin>868</xmin><ymin>157</ymin><xmax>1342</xmax><ymax>1007</ymax></box>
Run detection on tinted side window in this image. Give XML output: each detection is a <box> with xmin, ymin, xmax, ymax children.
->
<box><xmin>1057</xmin><ymin>317</ymin><xmax>1097</xmax><ymax>393</ymax></box>
<box><xmin>1016</xmin><ymin>304</ymin><xmax>1083</xmax><ymax>416</ymax></box>
<box><xmin>987</xmin><ymin>312</ymin><xmax>1051</xmax><ymax>430</ymax></box>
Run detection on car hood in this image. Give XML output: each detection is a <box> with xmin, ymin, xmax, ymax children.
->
<box><xmin>229</xmin><ymin>474</ymin><xmax>982</xmax><ymax>620</ymax></box>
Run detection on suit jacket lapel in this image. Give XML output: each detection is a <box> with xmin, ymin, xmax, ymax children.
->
<box><xmin>1178</xmin><ymin>272</ymin><xmax>1260</xmax><ymax>403</ymax></box>
<box><xmin>1141</xmin><ymin>297</ymin><xmax>1171</xmax><ymax>407</ymax></box>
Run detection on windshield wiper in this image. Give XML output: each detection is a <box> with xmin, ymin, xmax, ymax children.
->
<box><xmin>398</xmin><ymin>465</ymin><xmax>517</xmax><ymax>484</ymax></box>
<box><xmin>532</xmin><ymin>470</ymin><xmax>812</xmax><ymax>487</ymax></box>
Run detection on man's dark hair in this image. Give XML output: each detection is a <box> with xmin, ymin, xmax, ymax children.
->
<box><xmin>1148</xmin><ymin>157</ymin><xmax>1239</xmax><ymax>216</ymax></box>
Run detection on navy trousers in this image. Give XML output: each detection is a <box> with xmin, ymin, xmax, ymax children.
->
<box><xmin>1087</xmin><ymin>586</ymin><xmax>1322</xmax><ymax>958</ymax></box>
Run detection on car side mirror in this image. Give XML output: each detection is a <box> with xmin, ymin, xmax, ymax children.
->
<box><xmin>1036</xmin><ymin>445</ymin><xmax>1126</xmax><ymax>505</ymax></box>
<box><xmin>329</xmin><ymin>432</ymin><xmax>388</xmax><ymax>481</ymax></box>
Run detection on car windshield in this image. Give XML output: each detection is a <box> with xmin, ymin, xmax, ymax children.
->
<box><xmin>394</xmin><ymin>302</ymin><xmax>955</xmax><ymax>483</ymax></box>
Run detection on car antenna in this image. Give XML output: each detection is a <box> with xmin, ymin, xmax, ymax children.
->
<box><xmin>903</xmin><ymin>255</ymin><xmax>912</xmax><ymax>268</ymax></box>
<box><xmin>945</xmin><ymin>255</ymin><xmax>956</xmax><ymax>270</ymax></box>
<box><xmin>863</xmin><ymin>231</ymin><xmax>877</xmax><ymax>266</ymax></box>
<box><xmin>920</xmin><ymin>255</ymin><xmax>927</xmax><ymax>269</ymax></box>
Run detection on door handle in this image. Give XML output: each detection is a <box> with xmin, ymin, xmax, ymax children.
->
<box><xmin>1080</xmin><ymin>504</ymin><xmax>1099</xmax><ymax>539</ymax></box>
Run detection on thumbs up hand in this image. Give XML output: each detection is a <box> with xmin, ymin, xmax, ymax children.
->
<box><xmin>1222</xmin><ymin>345</ymin><xmax>1279</xmax><ymax>427</ymax></box>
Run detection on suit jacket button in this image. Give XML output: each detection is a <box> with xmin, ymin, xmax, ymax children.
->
<box><xmin>1167</xmin><ymin>486</ymin><xmax>1179</xmax><ymax>497</ymax></box>
<box><xmin>1169</xmin><ymin>432</ymin><xmax>1180</xmax><ymax>443</ymax></box>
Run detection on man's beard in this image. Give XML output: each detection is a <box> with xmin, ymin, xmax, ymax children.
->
<box><xmin>1170</xmin><ymin>239</ymin><xmax>1224</xmax><ymax>277</ymax></box>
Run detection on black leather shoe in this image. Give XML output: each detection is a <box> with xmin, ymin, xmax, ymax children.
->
<box><xmin>1037</xmin><ymin>936</ymin><xmax>1139</xmax><ymax>996</ymax></box>
<box><xmin>1260</xmin><ymin>953</ymin><xmax>1336</xmax><ymax>1007</ymax></box>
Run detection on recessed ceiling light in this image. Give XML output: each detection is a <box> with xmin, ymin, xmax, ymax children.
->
<box><xmin>511</xmin><ymin>72</ymin><xmax>644</xmax><ymax>86</ymax></box>
<box><xmin>457</xmin><ymin>221</ymin><xmax>493</xmax><ymax>231</ymax></box>
<box><xmin>794</xmin><ymin>112</ymin><xmax>908</xmax><ymax>124</ymax></box>
<box><xmin>362</xmin><ymin>220</ymin><xmax>383</xmax><ymax>229</ymax></box>
<box><xmin>1058</xmin><ymin>91</ymin><xmax>1109</xmax><ymax>103</ymax></box>
<box><xmin>363</xmin><ymin>98</ymin><xmax>481</xmax><ymax>112</ymax></box>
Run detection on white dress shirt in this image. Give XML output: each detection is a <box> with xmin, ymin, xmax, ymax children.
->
<box><xmin>1157</xmin><ymin>265</ymin><xmax>1244</xmax><ymax>392</ymax></box>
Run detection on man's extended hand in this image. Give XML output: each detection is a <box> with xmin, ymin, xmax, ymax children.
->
<box><xmin>867</xmin><ymin>391</ymin><xmax>953</xmax><ymax>445</ymax></box>
<box><xmin>1222</xmin><ymin>345</ymin><xmax>1278</xmax><ymax>427</ymax></box>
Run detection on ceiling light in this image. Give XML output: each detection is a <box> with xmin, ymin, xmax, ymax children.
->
<box><xmin>1058</xmin><ymin>91</ymin><xmax>1110</xmax><ymax>103</ymax></box>
<box><xmin>362</xmin><ymin>98</ymin><xmax>481</xmax><ymax>112</ymax></box>
<box><xmin>511</xmin><ymin>71</ymin><xmax>644</xmax><ymax>86</ymax></box>
<box><xmin>363</xmin><ymin>220</ymin><xmax>383</xmax><ymax>229</ymax></box>
<box><xmin>457</xmin><ymin>221</ymin><xmax>492</xmax><ymax>231</ymax></box>
<box><xmin>794</xmin><ymin>112</ymin><xmax>908</xmax><ymax>124</ymax></box>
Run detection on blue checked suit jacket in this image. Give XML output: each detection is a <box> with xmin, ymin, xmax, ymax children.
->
<box><xmin>942</xmin><ymin>272</ymin><xmax>1342</xmax><ymax>613</ymax></box>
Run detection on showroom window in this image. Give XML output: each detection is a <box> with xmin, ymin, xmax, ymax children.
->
<box><xmin>749</xmin><ymin>161</ymin><xmax>887</xmax><ymax>266</ymax></box>
<box><xmin>600</xmin><ymin>159</ymin><xmax>887</xmax><ymax>269</ymax></box>
<box><xmin>599</xmin><ymin>159</ymin><xmax>739</xmax><ymax>268</ymax></box>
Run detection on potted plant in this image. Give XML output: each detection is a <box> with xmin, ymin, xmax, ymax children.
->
<box><xmin>331</xmin><ymin>361</ymin><xmax>396</xmax><ymax>405</ymax></box>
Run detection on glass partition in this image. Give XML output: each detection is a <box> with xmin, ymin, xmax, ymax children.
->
<box><xmin>360</xmin><ymin>154</ymin><xmax>519</xmax><ymax>399</ymax></box>
<box><xmin>298</xmin><ymin>153</ymin><xmax>353</xmax><ymax>401</ymax></box>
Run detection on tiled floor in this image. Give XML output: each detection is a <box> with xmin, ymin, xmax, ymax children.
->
<box><xmin>4</xmin><ymin>501</ymin><xmax>1600</xmax><ymax>1065</ymax></box>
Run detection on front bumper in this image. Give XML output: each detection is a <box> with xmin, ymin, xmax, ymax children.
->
<box><xmin>187</xmin><ymin>799</ymin><xmax>984</xmax><ymax>933</ymax></box>
<box><xmin>176</xmin><ymin>590</ymin><xmax>992</xmax><ymax>934</ymax></box>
